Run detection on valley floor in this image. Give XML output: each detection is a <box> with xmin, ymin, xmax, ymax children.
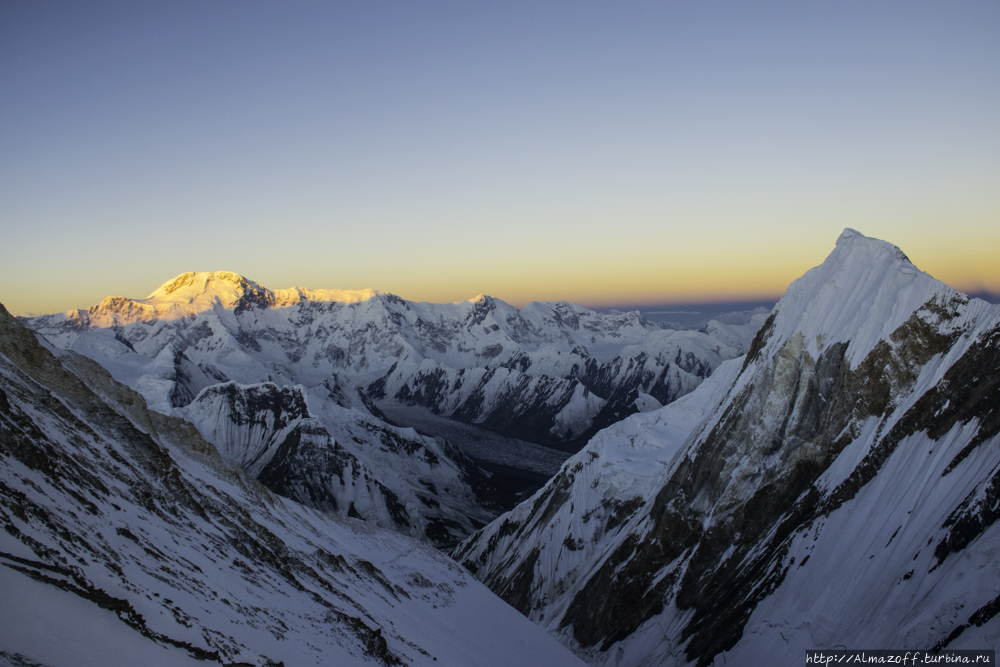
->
<box><xmin>376</xmin><ymin>401</ymin><xmax>571</xmax><ymax>476</ymax></box>
<box><xmin>377</xmin><ymin>402</ymin><xmax>572</xmax><ymax>511</ymax></box>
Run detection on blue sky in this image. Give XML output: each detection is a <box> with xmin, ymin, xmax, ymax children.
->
<box><xmin>2</xmin><ymin>1</ymin><xmax>998</xmax><ymax>315</ymax></box>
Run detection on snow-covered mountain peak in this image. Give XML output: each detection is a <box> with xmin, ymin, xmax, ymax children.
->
<box><xmin>77</xmin><ymin>273</ymin><xmax>388</xmax><ymax>324</ymax></box>
<box><xmin>760</xmin><ymin>229</ymin><xmax>963</xmax><ymax>369</ymax></box>
<box><xmin>146</xmin><ymin>271</ymin><xmax>272</xmax><ymax>313</ymax></box>
<box><xmin>835</xmin><ymin>226</ymin><xmax>913</xmax><ymax>263</ymax></box>
<box><xmin>154</xmin><ymin>270</ymin><xmax>249</xmax><ymax>294</ymax></box>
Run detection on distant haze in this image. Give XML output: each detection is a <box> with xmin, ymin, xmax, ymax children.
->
<box><xmin>599</xmin><ymin>300</ymin><xmax>778</xmax><ymax>330</ymax></box>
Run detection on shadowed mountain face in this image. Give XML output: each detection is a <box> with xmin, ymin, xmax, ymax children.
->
<box><xmin>0</xmin><ymin>302</ymin><xmax>586</xmax><ymax>667</ymax></box>
<box><xmin>24</xmin><ymin>276</ymin><xmax>764</xmax><ymax>545</ymax></box>
<box><xmin>455</xmin><ymin>230</ymin><xmax>1000</xmax><ymax>666</ymax></box>
<box><xmin>172</xmin><ymin>378</ymin><xmax>495</xmax><ymax>548</ymax></box>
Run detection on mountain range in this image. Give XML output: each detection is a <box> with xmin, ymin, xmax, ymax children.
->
<box><xmin>2</xmin><ymin>229</ymin><xmax>997</xmax><ymax>665</ymax></box>
<box><xmin>24</xmin><ymin>275</ymin><xmax>764</xmax><ymax>546</ymax></box>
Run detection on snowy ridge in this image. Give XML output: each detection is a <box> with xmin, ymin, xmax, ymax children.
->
<box><xmin>456</xmin><ymin>230</ymin><xmax>1000</xmax><ymax>666</ymax></box>
<box><xmin>0</xmin><ymin>302</ymin><xmax>586</xmax><ymax>667</ymax></box>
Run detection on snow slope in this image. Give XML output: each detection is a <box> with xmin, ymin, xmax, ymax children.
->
<box><xmin>0</xmin><ymin>301</ymin><xmax>585</xmax><ymax>667</ymax></box>
<box><xmin>456</xmin><ymin>230</ymin><xmax>1000</xmax><ymax>666</ymax></box>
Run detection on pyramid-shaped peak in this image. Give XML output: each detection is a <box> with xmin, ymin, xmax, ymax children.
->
<box><xmin>767</xmin><ymin>229</ymin><xmax>956</xmax><ymax>369</ymax></box>
<box><xmin>834</xmin><ymin>228</ymin><xmax>913</xmax><ymax>265</ymax></box>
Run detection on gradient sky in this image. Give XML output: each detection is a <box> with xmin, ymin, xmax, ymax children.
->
<box><xmin>2</xmin><ymin>1</ymin><xmax>998</xmax><ymax>316</ymax></box>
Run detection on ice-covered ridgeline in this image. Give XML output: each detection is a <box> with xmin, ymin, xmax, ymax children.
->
<box><xmin>0</xmin><ymin>302</ymin><xmax>585</xmax><ymax>667</ymax></box>
<box><xmin>455</xmin><ymin>229</ymin><xmax>1000</xmax><ymax>666</ymax></box>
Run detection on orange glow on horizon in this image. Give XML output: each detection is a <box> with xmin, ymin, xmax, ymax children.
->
<box><xmin>4</xmin><ymin>228</ymin><xmax>998</xmax><ymax>318</ymax></box>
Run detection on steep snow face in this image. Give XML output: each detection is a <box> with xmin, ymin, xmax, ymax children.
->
<box><xmin>456</xmin><ymin>230</ymin><xmax>1000</xmax><ymax>666</ymax></box>
<box><xmin>766</xmin><ymin>228</ymin><xmax>959</xmax><ymax>368</ymax></box>
<box><xmin>0</xmin><ymin>303</ymin><xmax>586</xmax><ymax>667</ymax></box>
